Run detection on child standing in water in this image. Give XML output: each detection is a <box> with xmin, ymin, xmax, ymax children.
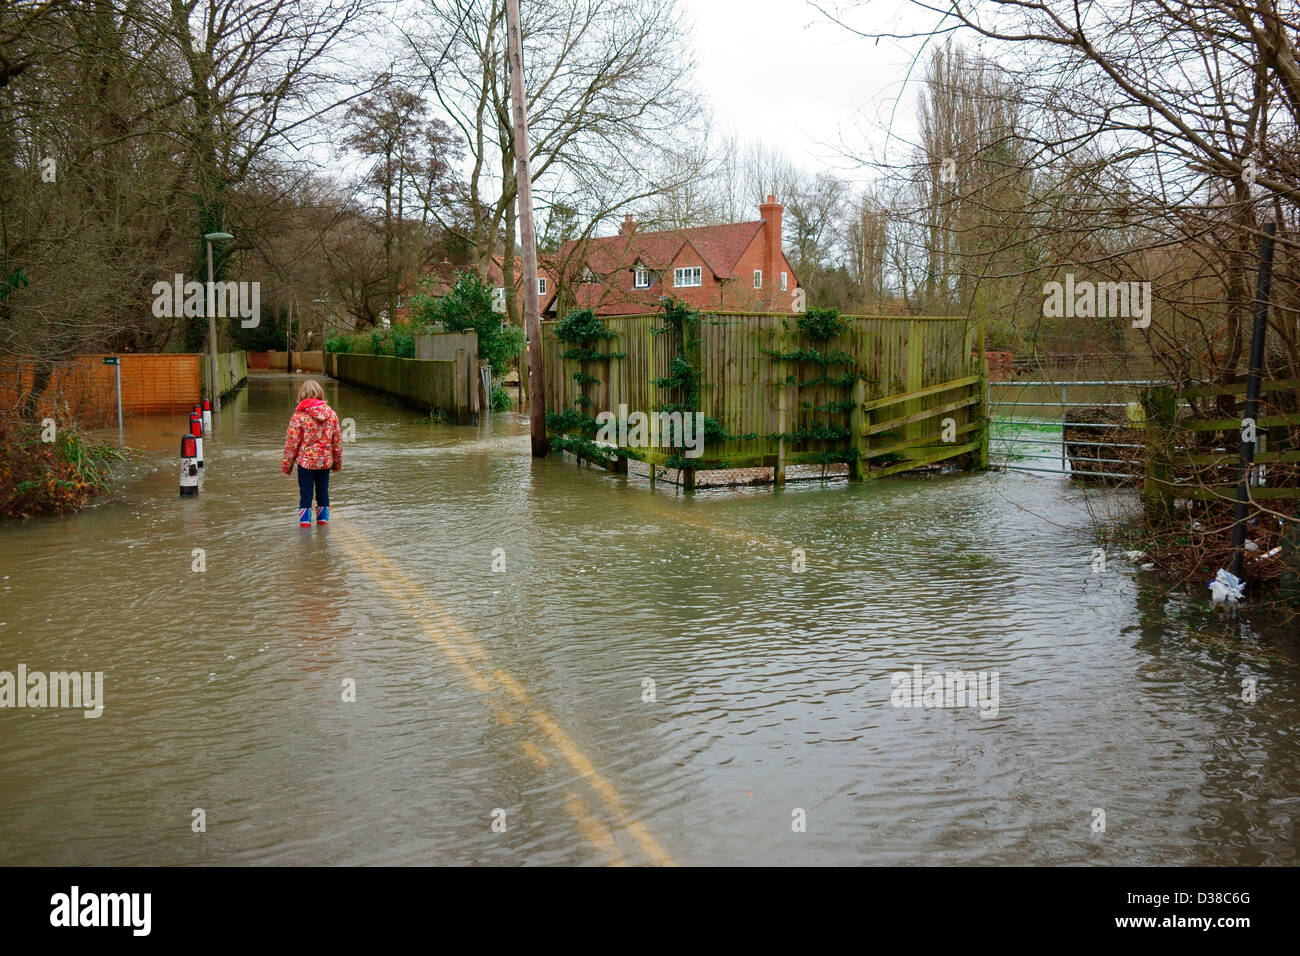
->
<box><xmin>281</xmin><ymin>380</ymin><xmax>342</xmax><ymax>527</ymax></box>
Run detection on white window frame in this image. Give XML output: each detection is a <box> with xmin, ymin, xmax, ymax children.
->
<box><xmin>674</xmin><ymin>266</ymin><xmax>702</xmax><ymax>288</ymax></box>
<box><xmin>581</xmin><ymin>267</ymin><xmax>597</xmax><ymax>283</ymax></box>
<box><xmin>634</xmin><ymin>266</ymin><xmax>650</xmax><ymax>289</ymax></box>
<box><xmin>780</xmin><ymin>272</ymin><xmax>788</xmax><ymax>291</ymax></box>
<box><xmin>753</xmin><ymin>269</ymin><xmax>762</xmax><ymax>289</ymax></box>
<box><xmin>538</xmin><ymin>277</ymin><xmax>547</xmax><ymax>295</ymax></box>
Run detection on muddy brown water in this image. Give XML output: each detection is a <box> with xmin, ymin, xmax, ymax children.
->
<box><xmin>0</xmin><ymin>372</ymin><xmax>1296</xmax><ymax>865</ymax></box>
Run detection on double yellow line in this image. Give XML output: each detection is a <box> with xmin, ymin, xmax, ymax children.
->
<box><xmin>332</xmin><ymin>519</ymin><xmax>675</xmax><ymax>867</ymax></box>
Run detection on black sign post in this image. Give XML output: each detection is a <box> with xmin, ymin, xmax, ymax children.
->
<box><xmin>102</xmin><ymin>356</ymin><xmax>123</xmax><ymax>443</ymax></box>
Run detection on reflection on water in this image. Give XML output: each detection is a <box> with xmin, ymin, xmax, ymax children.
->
<box><xmin>0</xmin><ymin>372</ymin><xmax>1296</xmax><ymax>865</ymax></box>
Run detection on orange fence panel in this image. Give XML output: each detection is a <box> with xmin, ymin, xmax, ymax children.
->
<box><xmin>0</xmin><ymin>354</ymin><xmax>201</xmax><ymax>425</ymax></box>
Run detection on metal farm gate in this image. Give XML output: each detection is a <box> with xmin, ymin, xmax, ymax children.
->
<box><xmin>989</xmin><ymin>379</ymin><xmax>1171</xmax><ymax>481</ymax></box>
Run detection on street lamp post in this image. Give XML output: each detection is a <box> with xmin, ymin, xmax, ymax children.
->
<box><xmin>204</xmin><ymin>231</ymin><xmax>234</xmax><ymax>413</ymax></box>
<box><xmin>313</xmin><ymin>296</ymin><xmax>334</xmax><ymax>344</ymax></box>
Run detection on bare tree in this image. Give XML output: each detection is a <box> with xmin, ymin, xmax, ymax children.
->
<box><xmin>411</xmin><ymin>0</ymin><xmax>703</xmax><ymax>325</ymax></box>
<box><xmin>1</xmin><ymin>0</ymin><xmax>379</xmax><ymax>416</ymax></box>
<box><xmin>343</xmin><ymin>73</ymin><xmax>462</xmax><ymax>324</ymax></box>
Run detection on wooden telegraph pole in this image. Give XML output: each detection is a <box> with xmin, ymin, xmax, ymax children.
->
<box><xmin>506</xmin><ymin>0</ymin><xmax>547</xmax><ymax>456</ymax></box>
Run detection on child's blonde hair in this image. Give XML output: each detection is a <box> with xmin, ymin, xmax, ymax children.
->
<box><xmin>298</xmin><ymin>380</ymin><xmax>324</xmax><ymax>401</ymax></box>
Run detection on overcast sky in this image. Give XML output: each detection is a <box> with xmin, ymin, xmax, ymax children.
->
<box><xmin>684</xmin><ymin>0</ymin><xmax>944</xmax><ymax>185</ymax></box>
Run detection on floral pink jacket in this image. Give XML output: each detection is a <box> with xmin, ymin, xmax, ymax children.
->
<box><xmin>281</xmin><ymin>398</ymin><xmax>342</xmax><ymax>472</ymax></box>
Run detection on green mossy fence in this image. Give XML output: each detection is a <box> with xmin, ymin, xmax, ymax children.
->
<box><xmin>1141</xmin><ymin>378</ymin><xmax>1300</xmax><ymax>522</ymax></box>
<box><xmin>325</xmin><ymin>351</ymin><xmax>476</xmax><ymax>423</ymax></box>
<box><xmin>200</xmin><ymin>350</ymin><xmax>248</xmax><ymax>400</ymax></box>
<box><xmin>540</xmin><ymin>308</ymin><xmax>988</xmax><ymax>487</ymax></box>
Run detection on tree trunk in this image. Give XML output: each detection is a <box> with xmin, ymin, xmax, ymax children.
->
<box><xmin>21</xmin><ymin>364</ymin><xmax>52</xmax><ymax>422</ymax></box>
<box><xmin>503</xmin><ymin>190</ymin><xmax>519</xmax><ymax>327</ymax></box>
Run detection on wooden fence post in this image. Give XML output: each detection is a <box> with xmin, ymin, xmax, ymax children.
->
<box><xmin>774</xmin><ymin>321</ymin><xmax>789</xmax><ymax>486</ymax></box>
<box><xmin>455</xmin><ymin>348</ymin><xmax>469</xmax><ymax>425</ymax></box>
<box><xmin>848</xmin><ymin>377</ymin><xmax>867</xmax><ymax>481</ymax></box>
<box><xmin>769</xmin><ymin>321</ymin><xmax>790</xmax><ymax>486</ymax></box>
<box><xmin>975</xmin><ymin>319</ymin><xmax>990</xmax><ymax>470</ymax></box>
<box><xmin>1142</xmin><ymin>385</ymin><xmax>1175</xmax><ymax>527</ymax></box>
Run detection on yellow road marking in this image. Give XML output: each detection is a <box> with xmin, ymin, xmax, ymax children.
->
<box><xmin>520</xmin><ymin>741</ymin><xmax>549</xmax><ymax>767</ymax></box>
<box><xmin>529</xmin><ymin>708</ymin><xmax>675</xmax><ymax>867</ymax></box>
<box><xmin>565</xmin><ymin>791</ymin><xmax>627</xmax><ymax>866</ymax></box>
<box><xmin>492</xmin><ymin>668</ymin><xmax>530</xmax><ymax>704</ymax></box>
<box><xmin>334</xmin><ymin>545</ymin><xmax>495</xmax><ymax>694</ymax></box>
<box><xmin>333</xmin><ymin>519</ymin><xmax>676</xmax><ymax>866</ymax></box>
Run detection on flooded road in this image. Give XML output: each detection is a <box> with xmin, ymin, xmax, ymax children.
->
<box><xmin>2</xmin><ymin>372</ymin><xmax>1298</xmax><ymax>865</ymax></box>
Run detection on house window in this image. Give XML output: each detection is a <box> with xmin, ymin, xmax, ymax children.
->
<box><xmin>753</xmin><ymin>269</ymin><xmax>762</xmax><ymax>289</ymax></box>
<box><xmin>634</xmin><ymin>267</ymin><xmax>650</xmax><ymax>289</ymax></box>
<box><xmin>581</xmin><ymin>267</ymin><xmax>597</xmax><ymax>283</ymax></box>
<box><xmin>674</xmin><ymin>266</ymin><xmax>701</xmax><ymax>288</ymax></box>
<box><xmin>538</xmin><ymin>277</ymin><xmax>547</xmax><ymax>296</ymax></box>
<box><xmin>780</xmin><ymin>272</ymin><xmax>788</xmax><ymax>291</ymax></box>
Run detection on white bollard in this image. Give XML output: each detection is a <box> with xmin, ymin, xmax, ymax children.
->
<box><xmin>202</xmin><ymin>398</ymin><xmax>212</xmax><ymax>432</ymax></box>
<box><xmin>180</xmin><ymin>435</ymin><xmax>199</xmax><ymax>496</ymax></box>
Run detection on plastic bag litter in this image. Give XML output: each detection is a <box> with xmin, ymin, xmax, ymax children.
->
<box><xmin>1208</xmin><ymin>569</ymin><xmax>1245</xmax><ymax>604</ymax></box>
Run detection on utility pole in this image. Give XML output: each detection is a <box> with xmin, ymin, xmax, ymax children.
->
<box><xmin>207</xmin><ymin>239</ymin><xmax>220</xmax><ymax>411</ymax></box>
<box><xmin>203</xmin><ymin>231</ymin><xmax>234</xmax><ymax>412</ymax></box>
<box><xmin>1230</xmin><ymin>220</ymin><xmax>1277</xmax><ymax>578</ymax></box>
<box><xmin>290</xmin><ymin>275</ymin><xmax>297</xmax><ymax>372</ymax></box>
<box><xmin>506</xmin><ymin>0</ymin><xmax>547</xmax><ymax>456</ymax></box>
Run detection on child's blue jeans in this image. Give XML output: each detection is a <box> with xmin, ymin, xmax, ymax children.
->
<box><xmin>297</xmin><ymin>466</ymin><xmax>331</xmax><ymax>509</ymax></box>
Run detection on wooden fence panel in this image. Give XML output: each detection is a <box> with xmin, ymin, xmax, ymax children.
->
<box><xmin>1</xmin><ymin>354</ymin><xmax>202</xmax><ymax>423</ymax></box>
<box><xmin>541</xmin><ymin>310</ymin><xmax>987</xmax><ymax>479</ymax></box>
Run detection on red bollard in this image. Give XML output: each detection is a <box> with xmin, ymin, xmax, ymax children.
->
<box><xmin>189</xmin><ymin>413</ymin><xmax>204</xmax><ymax>468</ymax></box>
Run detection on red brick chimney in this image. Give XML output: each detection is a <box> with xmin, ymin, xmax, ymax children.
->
<box><xmin>620</xmin><ymin>212</ymin><xmax>637</xmax><ymax>237</ymax></box>
<box><xmin>759</xmin><ymin>194</ymin><xmax>782</xmax><ymax>308</ymax></box>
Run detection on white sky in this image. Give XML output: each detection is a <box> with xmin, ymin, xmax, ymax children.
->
<box><xmin>326</xmin><ymin>1</ymin><xmax>952</xmax><ymax>214</ymax></box>
<box><xmin>683</xmin><ymin>0</ymin><xmax>942</xmax><ymax>185</ymax></box>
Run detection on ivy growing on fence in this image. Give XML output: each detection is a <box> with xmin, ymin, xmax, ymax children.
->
<box><xmin>765</xmin><ymin>307</ymin><xmax>861</xmax><ymax>464</ymax></box>
<box><xmin>651</xmin><ymin>299</ymin><xmax>739</xmax><ymax>468</ymax></box>
<box><xmin>546</xmin><ymin>309</ymin><xmax>622</xmax><ymax>464</ymax></box>
<box><xmin>545</xmin><ymin>301</ymin><xmax>870</xmax><ymax>474</ymax></box>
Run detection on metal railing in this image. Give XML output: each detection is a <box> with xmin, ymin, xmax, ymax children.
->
<box><xmin>989</xmin><ymin>380</ymin><xmax>1180</xmax><ymax>480</ymax></box>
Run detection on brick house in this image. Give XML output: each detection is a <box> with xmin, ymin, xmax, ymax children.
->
<box><xmin>487</xmin><ymin>255</ymin><xmax>558</xmax><ymax>308</ymax></box>
<box><xmin>394</xmin><ymin>256</ymin><xmax>557</xmax><ymax>323</ymax></box>
<box><xmin>543</xmin><ymin>195</ymin><xmax>798</xmax><ymax>316</ymax></box>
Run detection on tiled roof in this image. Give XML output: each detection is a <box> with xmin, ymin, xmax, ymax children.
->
<box><xmin>565</xmin><ymin>282</ymin><xmax>668</xmax><ymax>315</ymax></box>
<box><xmin>558</xmin><ymin>221</ymin><xmax>766</xmax><ymax>280</ymax></box>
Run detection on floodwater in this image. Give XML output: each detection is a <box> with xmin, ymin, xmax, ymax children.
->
<box><xmin>1</xmin><ymin>372</ymin><xmax>1297</xmax><ymax>866</ymax></box>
